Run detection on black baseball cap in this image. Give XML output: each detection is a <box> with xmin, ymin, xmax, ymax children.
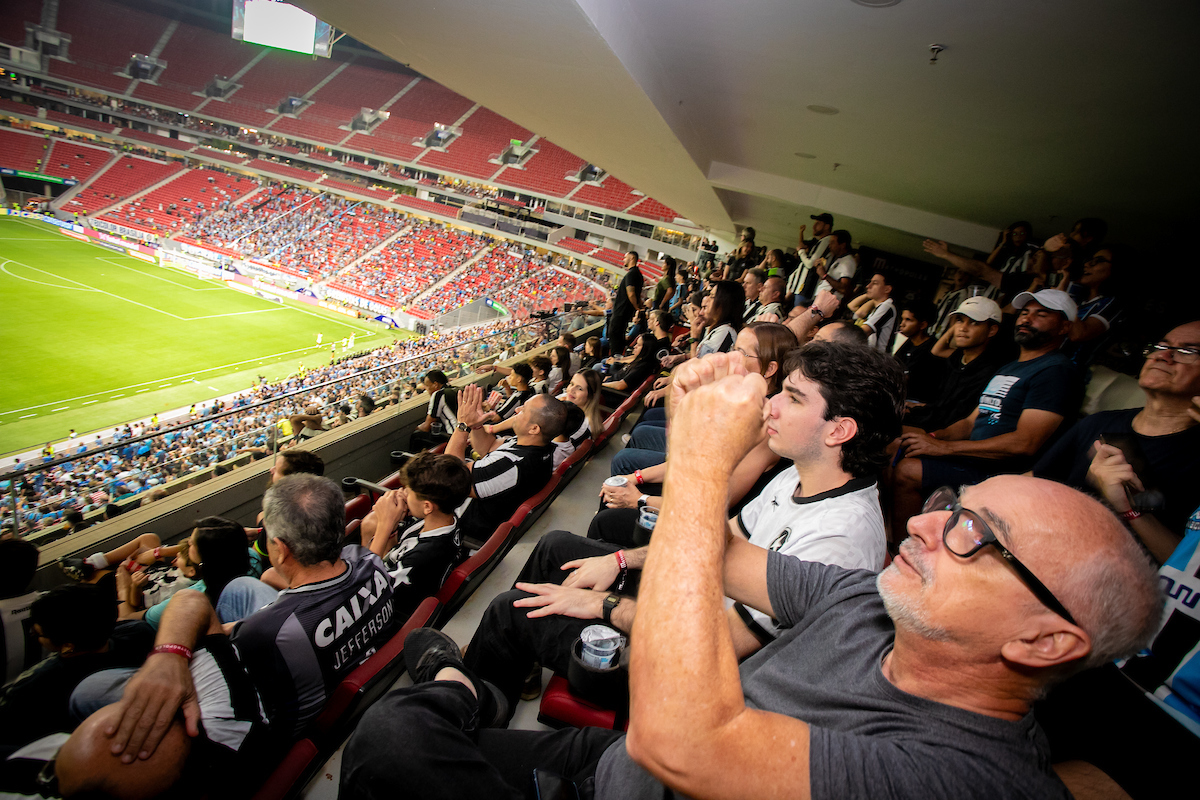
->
<box><xmin>810</xmin><ymin>213</ymin><xmax>834</xmax><ymax>225</ymax></box>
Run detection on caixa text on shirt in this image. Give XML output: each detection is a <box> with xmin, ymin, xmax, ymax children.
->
<box><xmin>315</xmin><ymin>570</ymin><xmax>395</xmax><ymax>671</ymax></box>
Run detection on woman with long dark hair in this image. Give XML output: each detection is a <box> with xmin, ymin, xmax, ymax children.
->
<box><xmin>696</xmin><ymin>280</ymin><xmax>745</xmax><ymax>357</ymax></box>
<box><xmin>602</xmin><ymin>333</ymin><xmax>659</xmax><ymax>403</ymax></box>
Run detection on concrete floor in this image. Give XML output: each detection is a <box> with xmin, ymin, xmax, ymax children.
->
<box><xmin>301</xmin><ymin>415</ymin><xmax>633</xmax><ymax>799</ymax></box>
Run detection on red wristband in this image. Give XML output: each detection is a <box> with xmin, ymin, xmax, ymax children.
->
<box><xmin>615</xmin><ymin>550</ymin><xmax>628</xmax><ymax>571</ymax></box>
<box><xmin>152</xmin><ymin>643</ymin><xmax>193</xmax><ymax>661</ymax></box>
<box><xmin>634</xmin><ymin>469</ymin><xmax>643</xmax><ymax>486</ymax></box>
<box><xmin>1119</xmin><ymin>509</ymin><xmax>1142</xmax><ymax>522</ymax></box>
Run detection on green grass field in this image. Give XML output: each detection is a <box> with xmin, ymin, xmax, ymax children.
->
<box><xmin>0</xmin><ymin>216</ymin><xmax>417</xmax><ymax>454</ymax></box>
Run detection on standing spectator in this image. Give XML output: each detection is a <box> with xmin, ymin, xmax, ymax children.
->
<box><xmin>813</xmin><ymin>230</ymin><xmax>856</xmax><ymax>301</ymax></box>
<box><xmin>740</xmin><ymin>268</ymin><xmax>766</xmax><ymax>323</ymax></box>
<box><xmin>787</xmin><ymin>213</ymin><xmax>834</xmax><ymax>305</ymax></box>
<box><xmin>0</xmin><ymin>539</ymin><xmax>41</xmax><ymax>684</ymax></box>
<box><xmin>607</xmin><ymin>251</ymin><xmax>643</xmax><ymax>356</ymax></box>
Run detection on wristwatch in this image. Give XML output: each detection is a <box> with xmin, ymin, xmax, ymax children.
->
<box><xmin>602</xmin><ymin>594</ymin><xmax>621</xmax><ymax>626</ymax></box>
<box><xmin>456</xmin><ymin>422</ymin><xmax>471</xmax><ymax>433</ymax></box>
<box><xmin>636</xmin><ymin>494</ymin><xmax>650</xmax><ymax>509</ymax></box>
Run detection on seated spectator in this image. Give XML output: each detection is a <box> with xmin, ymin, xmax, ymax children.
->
<box><xmin>1036</xmin><ymin>501</ymin><xmax>1199</xmax><ymax>799</ymax></box>
<box><xmin>0</xmin><ymin>584</ymin><xmax>153</xmax><ymax>753</ymax></box>
<box><xmin>286</xmin><ymin>404</ymin><xmax>326</xmax><ymax>444</ymax></box>
<box><xmin>740</xmin><ymin>268</ymin><xmax>766</xmax><ymax>323</ymax></box>
<box><xmin>552</xmin><ymin>371</ymin><xmax>602</xmax><ymax>468</ymax></box>
<box><xmin>446</xmin><ymin>385</ymin><xmax>566</xmax><ymax>543</ymax></box>
<box><xmin>410</xmin><ymin>370</ymin><xmax>458</xmax><ymax>451</ymax></box>
<box><xmin>1034</xmin><ymin>320</ymin><xmax>1200</xmax><ymax>551</ymax></box>
<box><xmin>356</xmin><ymin>394</ymin><xmax>376</xmax><ymax>418</ymax></box>
<box><xmin>859</xmin><ymin>271</ymin><xmax>898</xmax><ymax>352</ymax></box>
<box><xmin>602</xmin><ymin>334</ymin><xmax>660</xmax><ymax>402</ymax></box>
<box><xmin>547</xmin><ymin>346</ymin><xmax>571</xmax><ymax>390</ymax></box>
<box><xmin>115</xmin><ymin>540</ymin><xmax>197</xmax><ymax>618</ymax></box>
<box><xmin>479</xmin><ymin>361</ymin><xmax>536</xmax><ymax>421</ymax></box>
<box><xmin>557</xmin><ymin>332</ymin><xmax>581</xmax><ymax>375</ymax></box>
<box><xmin>646</xmin><ymin>310</ymin><xmax>674</xmax><ymax>356</ymax></box>
<box><xmin>755</xmin><ymin>275</ymin><xmax>787</xmax><ymax>320</ymax></box>
<box><xmin>364</xmin><ymin>453</ymin><xmax>472</xmax><ymax>616</ymax></box>
<box><xmin>529</xmin><ymin>355</ymin><xmax>553</xmax><ymax>394</ymax></box>
<box><xmin>930</xmin><ymin>267</ymin><xmax>985</xmax><ymax>337</ymax></box>
<box><xmin>892</xmin><ymin>290</ymin><xmax>1080</xmax><ymax>535</ymax></box>
<box><xmin>339</xmin><ymin>381</ymin><xmax>1158</xmax><ymax>800</ymax></box>
<box><xmin>1057</xmin><ymin>243</ymin><xmax>1126</xmax><ymax>368</ymax></box>
<box><xmin>58</xmin><ymin>532</ymin><xmax>167</xmax><ymax>583</ymax></box>
<box><xmin>461</xmin><ymin>344</ymin><xmax>904</xmax><ymax>709</ymax></box>
<box><xmin>696</xmin><ymin>280</ymin><xmax>744</xmax><ymax>357</ymax></box>
<box><xmin>580</xmin><ymin>336</ymin><xmax>603</xmax><ymax>371</ymax></box>
<box><xmin>906</xmin><ymin>297</ymin><xmax>1008</xmax><ymax>430</ymax></box>
<box><xmin>892</xmin><ymin>299</ymin><xmax>944</xmax><ymax>402</ymax></box>
<box><xmin>0</xmin><ymin>539</ymin><xmax>40</xmax><ymax>684</ymax></box>
<box><xmin>84</xmin><ymin>474</ymin><xmax>399</xmax><ymax>742</ymax></box>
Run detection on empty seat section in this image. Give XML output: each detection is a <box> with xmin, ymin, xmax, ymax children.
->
<box><xmin>0</xmin><ymin>129</ymin><xmax>53</xmax><ymax>172</ymax></box>
<box><xmin>591</xmin><ymin>247</ymin><xmax>627</xmax><ymax>267</ymax></box>
<box><xmin>243</xmin><ymin>158</ymin><xmax>324</xmax><ymax>183</ymax></box>
<box><xmin>210</xmin><ymin>50</ymin><xmax>339</xmax><ymax>128</ymax></box>
<box><xmin>0</xmin><ymin>0</ymin><xmax>40</xmax><ymax>46</ymax></box>
<box><xmin>43</xmin><ymin>110</ymin><xmax>117</xmax><ymax>135</ymax></box>
<box><xmin>417</xmin><ymin>107</ymin><xmax>531</xmax><ymax>180</ymax></box>
<box><xmin>43</xmin><ymin>140</ymin><xmax>113</xmax><ymax>183</ymax></box>
<box><xmin>627</xmin><ymin>197</ymin><xmax>679</xmax><ymax>223</ymax></box>
<box><xmin>345</xmin><ymin>80</ymin><xmax>474</xmax><ymax>163</ymax></box>
<box><xmin>571</xmin><ymin>175</ymin><xmax>641</xmax><ymax>212</ymax></box>
<box><xmin>319</xmin><ymin>178</ymin><xmax>395</xmax><ymax>202</ymax></box>
<box><xmin>101</xmin><ymin>167</ymin><xmax>259</xmax><ymax>234</ymax></box>
<box><xmin>48</xmin><ymin>0</ymin><xmax>168</xmax><ymax>93</ymax></box>
<box><xmin>63</xmin><ymin>155</ymin><xmax>184</xmax><ymax>215</ymax></box>
<box><xmin>132</xmin><ymin>20</ymin><xmax>257</xmax><ymax>111</ymax></box>
<box><xmin>269</xmin><ymin>61</ymin><xmax>412</xmax><ymax>146</ymax></box>
<box><xmin>494</xmin><ymin>139</ymin><xmax>585</xmax><ymax>198</ymax></box>
<box><xmin>555</xmin><ymin>237</ymin><xmax>597</xmax><ymax>256</ymax></box>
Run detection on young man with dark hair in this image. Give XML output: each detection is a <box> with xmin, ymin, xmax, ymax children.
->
<box><xmin>528</xmin><ymin>355</ymin><xmax>552</xmax><ymax>394</ymax></box>
<box><xmin>787</xmin><ymin>212</ymin><xmax>834</xmax><ymax>305</ymax></box>
<box><xmin>813</xmin><ymin>229</ymin><xmax>856</xmax><ymax>301</ymax></box>
<box><xmin>893</xmin><ymin>299</ymin><xmax>943</xmax><ymax>403</ymax></box>
<box><xmin>410</xmin><ymin>369</ymin><xmax>458</xmax><ymax>451</ymax></box>
<box><xmin>608</xmin><ymin>251</ymin><xmax>643</xmax><ymax>356</ymax></box>
<box><xmin>860</xmin><ymin>272</ymin><xmax>897</xmax><ymax>352</ymax></box>
<box><xmin>481</xmin><ymin>361</ymin><xmax>536</xmax><ymax>421</ymax></box>
<box><xmin>364</xmin><ymin>453</ymin><xmax>473</xmax><ymax>615</ymax></box>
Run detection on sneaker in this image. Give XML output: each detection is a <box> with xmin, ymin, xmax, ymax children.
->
<box><xmin>404</xmin><ymin>628</ymin><xmax>509</xmax><ymax>727</ymax></box>
<box><xmin>520</xmin><ymin>661</ymin><xmax>543</xmax><ymax>701</ymax></box>
<box><xmin>58</xmin><ymin>557</ymin><xmax>94</xmax><ymax>582</ymax></box>
<box><xmin>621</xmin><ymin>434</ymin><xmax>632</xmax><ymax>445</ymax></box>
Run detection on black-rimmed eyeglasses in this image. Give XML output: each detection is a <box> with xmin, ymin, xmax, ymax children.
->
<box><xmin>1142</xmin><ymin>343</ymin><xmax>1200</xmax><ymax>365</ymax></box>
<box><xmin>923</xmin><ymin>487</ymin><xmax>1077</xmax><ymax>626</ymax></box>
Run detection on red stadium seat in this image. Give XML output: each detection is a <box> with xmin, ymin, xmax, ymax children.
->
<box><xmin>538</xmin><ymin>675</ymin><xmax>628</xmax><ymax>731</ymax></box>
<box><xmin>435</xmin><ymin>522</ymin><xmax>514</xmax><ymax>609</ymax></box>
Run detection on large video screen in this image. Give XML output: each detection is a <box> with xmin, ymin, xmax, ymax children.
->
<box><xmin>232</xmin><ymin>0</ymin><xmax>333</xmax><ymax>57</ymax></box>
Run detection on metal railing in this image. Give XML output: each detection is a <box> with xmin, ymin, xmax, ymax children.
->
<box><xmin>2</xmin><ymin>313</ymin><xmax>583</xmax><ymax>544</ymax></box>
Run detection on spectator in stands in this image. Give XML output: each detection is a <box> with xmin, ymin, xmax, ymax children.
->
<box><xmin>740</xmin><ymin>268</ymin><xmax>766</xmax><ymax>323</ymax></box>
<box><xmin>722</xmin><ymin>236</ymin><xmax>757</xmax><ymax>282</ymax></box>
<box><xmin>446</xmin><ymin>385</ymin><xmax>566</xmax><ymax>543</ymax></box>
<box><xmin>557</xmin><ymin>332</ymin><xmax>581</xmax><ymax>375</ymax></box>
<box><xmin>89</xmin><ymin>474</ymin><xmax>399</xmax><ymax>744</ymax></box>
<box><xmin>529</xmin><ymin>355</ymin><xmax>553</xmax><ymax>394</ymax></box>
<box><xmin>906</xmin><ymin>297</ymin><xmax>1008</xmax><ymax>432</ymax></box>
<box><xmin>1</xmin><ymin>539</ymin><xmax>42</xmax><ymax>685</ymax></box>
<box><xmin>0</xmin><ymin>584</ymin><xmax>153</xmax><ymax>753</ymax></box>
<box><xmin>286</xmin><ymin>404</ymin><xmax>326</xmax><ymax>444</ymax></box>
<box><xmin>356</xmin><ymin>394</ymin><xmax>376</xmax><ymax>418</ymax></box>
<box><xmin>931</xmin><ymin>268</ymin><xmax>978</xmax><ymax>337</ymax></box>
<box><xmin>813</xmin><ymin>230</ymin><xmax>856</xmax><ymax>301</ymax></box>
<box><xmin>1033</xmin><ymin>320</ymin><xmax>1200</xmax><ymax>549</ymax></box>
<box><xmin>59</xmin><ymin>532</ymin><xmax>167</xmax><ymax>583</ymax></box>
<box><xmin>859</xmin><ymin>271</ymin><xmax>898</xmax><ymax>352</ymax></box>
<box><xmin>479</xmin><ymin>362</ymin><xmax>536</xmax><ymax>422</ymax></box>
<box><xmin>651</xmin><ymin>256</ymin><xmax>677</xmax><ymax>311</ymax></box>
<box><xmin>892</xmin><ymin>289</ymin><xmax>1080</xmax><ymax>535</ymax></box>
<box><xmin>551</xmin><ymin>370</ymin><xmax>602</xmax><ymax>468</ymax></box>
<box><xmin>892</xmin><ymin>299</ymin><xmax>943</xmax><ymax>404</ymax></box>
<box><xmin>602</xmin><ymin>334</ymin><xmax>660</xmax><ymax>402</ymax></box>
<box><xmin>787</xmin><ymin>212</ymin><xmax>834</xmax><ymax>304</ymax></box>
<box><xmin>1056</xmin><ymin>243</ymin><xmax>1126</xmax><ymax>367</ymax></box>
<box><xmin>607</xmin><ymin>251</ymin><xmax>643</xmax><ymax>357</ymax></box>
<box><xmin>695</xmin><ymin>280</ymin><xmax>744</xmax><ymax>357</ymax></box>
<box><xmin>756</xmin><ymin>275</ymin><xmax>787</xmax><ymax>320</ymax></box>
<box><xmin>410</xmin><ymin>370</ymin><xmax>458</xmax><ymax>451</ymax></box>
<box><xmin>364</xmin><ymin>453</ymin><xmax>472</xmax><ymax>616</ymax></box>
<box><xmin>548</xmin><ymin>346</ymin><xmax>573</xmax><ymax>388</ymax></box>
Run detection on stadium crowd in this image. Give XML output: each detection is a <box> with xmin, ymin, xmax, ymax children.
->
<box><xmin>1</xmin><ymin>206</ymin><xmax>1198</xmax><ymax>800</ymax></box>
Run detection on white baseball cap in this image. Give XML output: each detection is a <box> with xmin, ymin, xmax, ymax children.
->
<box><xmin>1012</xmin><ymin>289</ymin><xmax>1078</xmax><ymax>322</ymax></box>
<box><xmin>952</xmin><ymin>296</ymin><xmax>1002</xmax><ymax>323</ymax></box>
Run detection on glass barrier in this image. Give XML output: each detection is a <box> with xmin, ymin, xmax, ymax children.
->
<box><xmin>1</xmin><ymin>313</ymin><xmax>595</xmax><ymax>545</ymax></box>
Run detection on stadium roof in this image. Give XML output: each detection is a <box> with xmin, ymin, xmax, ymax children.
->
<box><xmin>297</xmin><ymin>0</ymin><xmax>1198</xmax><ymax>259</ymax></box>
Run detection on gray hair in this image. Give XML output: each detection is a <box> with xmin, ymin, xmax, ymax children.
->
<box><xmin>1060</xmin><ymin>520</ymin><xmax>1164</xmax><ymax>672</ymax></box>
<box><xmin>262</xmin><ymin>474</ymin><xmax>345</xmax><ymax>566</ymax></box>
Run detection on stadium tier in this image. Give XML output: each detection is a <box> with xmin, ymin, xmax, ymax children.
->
<box><xmin>390</xmin><ymin>194</ymin><xmax>458</xmax><ymax>217</ymax></box>
<box><xmin>46</xmin><ymin>140</ymin><xmax>114</xmax><ymax>185</ymax></box>
<box><xmin>188</xmin><ymin>146</ymin><xmax>250</xmax><ymax>165</ymax></box>
<box><xmin>242</xmin><ymin>158</ymin><xmax>325</xmax><ymax>183</ymax></box>
<box><xmin>570</xmin><ymin>174</ymin><xmax>641</xmax><ymax>212</ymax></box>
<box><xmin>590</xmin><ymin>246</ymin><xmax>627</xmax><ymax>267</ymax></box>
<box><xmin>0</xmin><ymin>128</ymin><xmax>53</xmax><ymax>172</ymax></box>
<box><xmin>130</xmin><ymin>20</ymin><xmax>254</xmax><ymax>111</ymax></box>
<box><xmin>413</xmin><ymin>249</ymin><xmax>534</xmax><ymax>315</ymax></box>
<box><xmin>319</xmin><ymin>177</ymin><xmax>396</xmax><ymax>202</ymax></box>
<box><xmin>0</xmin><ymin>0</ymin><xmax>39</xmax><ymax>46</ymax></box>
<box><xmin>61</xmin><ymin>155</ymin><xmax>185</xmax><ymax>215</ymax></box>
<box><xmin>205</xmin><ymin>51</ymin><xmax>341</xmax><ymax>129</ymax></box>
<box><xmin>416</xmin><ymin>107</ymin><xmax>531</xmax><ymax>181</ymax></box>
<box><xmin>47</xmin><ymin>0</ymin><xmax>170</xmax><ymax>94</ymax></box>
<box><xmin>272</xmin><ymin>200</ymin><xmax>404</xmax><ymax>282</ymax></box>
<box><xmin>492</xmin><ymin>139</ymin><xmax>586</xmax><ymax>198</ymax></box>
<box><xmin>101</xmin><ymin>168</ymin><xmax>260</xmax><ymax>234</ymax></box>
<box><xmin>42</xmin><ymin>110</ymin><xmax>118</xmax><ymax>134</ymax></box>
<box><xmin>554</xmin><ymin>236</ymin><xmax>597</xmax><ymax>255</ymax></box>
<box><xmin>626</xmin><ymin>196</ymin><xmax>680</xmax><ymax>223</ymax></box>
<box><xmin>490</xmin><ymin>267</ymin><xmax>606</xmax><ymax>315</ymax></box>
<box><xmin>268</xmin><ymin>61</ymin><xmax>413</xmax><ymax>145</ymax></box>
<box><xmin>344</xmin><ymin>79</ymin><xmax>475</xmax><ymax>163</ymax></box>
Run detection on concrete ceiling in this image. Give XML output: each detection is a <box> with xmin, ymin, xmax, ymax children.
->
<box><xmin>297</xmin><ymin>0</ymin><xmax>1199</xmax><ymax>260</ymax></box>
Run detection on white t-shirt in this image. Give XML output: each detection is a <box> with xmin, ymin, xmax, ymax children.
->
<box><xmin>734</xmin><ymin>470</ymin><xmax>886</xmax><ymax>639</ymax></box>
<box><xmin>815</xmin><ymin>254</ymin><xmax>857</xmax><ymax>300</ymax></box>
<box><xmin>863</xmin><ymin>297</ymin><xmax>897</xmax><ymax>353</ymax></box>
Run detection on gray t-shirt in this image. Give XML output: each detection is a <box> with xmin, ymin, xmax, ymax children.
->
<box><xmin>596</xmin><ymin>553</ymin><xmax>1069</xmax><ymax>800</ymax></box>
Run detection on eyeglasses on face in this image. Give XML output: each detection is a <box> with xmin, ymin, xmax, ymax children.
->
<box><xmin>922</xmin><ymin>487</ymin><xmax>1077</xmax><ymax>626</ymax></box>
<box><xmin>1142</xmin><ymin>343</ymin><xmax>1200</xmax><ymax>365</ymax></box>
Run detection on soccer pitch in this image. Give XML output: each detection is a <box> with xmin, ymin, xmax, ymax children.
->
<box><xmin>0</xmin><ymin>216</ymin><xmax>415</xmax><ymax>454</ymax></box>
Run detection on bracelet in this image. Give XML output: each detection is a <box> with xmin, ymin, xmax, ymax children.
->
<box><xmin>615</xmin><ymin>550</ymin><xmax>628</xmax><ymax>571</ymax></box>
<box><xmin>151</xmin><ymin>643</ymin><xmax>193</xmax><ymax>661</ymax></box>
<box><xmin>1119</xmin><ymin>509</ymin><xmax>1142</xmax><ymax>522</ymax></box>
<box><xmin>152</xmin><ymin>546</ymin><xmax>161</xmax><ymax>559</ymax></box>
<box><xmin>634</xmin><ymin>469</ymin><xmax>644</xmax><ymax>486</ymax></box>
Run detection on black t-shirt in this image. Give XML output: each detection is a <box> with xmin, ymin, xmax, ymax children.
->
<box><xmin>0</xmin><ymin>621</ymin><xmax>155</xmax><ymax>750</ymax></box>
<box><xmin>383</xmin><ymin>518</ymin><xmax>461</xmax><ymax>616</ymax></box>
<box><xmin>614</xmin><ymin>358</ymin><xmax>655</xmax><ymax>391</ymax></box>
<box><xmin>893</xmin><ymin>336</ymin><xmax>945</xmax><ymax>403</ymax></box>
<box><xmin>1033</xmin><ymin>409</ymin><xmax>1200</xmax><ymax>534</ymax></box>
<box><xmin>231</xmin><ymin>546</ymin><xmax>397</xmax><ymax>737</ymax></box>
<box><xmin>907</xmin><ymin>345</ymin><xmax>1006</xmax><ymax>432</ymax></box>
<box><xmin>459</xmin><ymin>440</ymin><xmax>554</xmax><ymax>541</ymax></box>
<box><xmin>612</xmin><ymin>266</ymin><xmax>643</xmax><ymax>318</ymax></box>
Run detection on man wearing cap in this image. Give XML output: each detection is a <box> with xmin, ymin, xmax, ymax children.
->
<box><xmin>891</xmin><ymin>289</ymin><xmax>1080</xmax><ymax>534</ymax></box>
<box><xmin>906</xmin><ymin>296</ymin><xmax>1008</xmax><ymax>432</ymax></box>
<box><xmin>786</xmin><ymin>212</ymin><xmax>834</xmax><ymax>305</ymax></box>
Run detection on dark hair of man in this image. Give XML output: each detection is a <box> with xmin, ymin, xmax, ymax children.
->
<box><xmin>358</xmin><ymin>394</ymin><xmax>376</xmax><ymax>415</ymax></box>
<box><xmin>1073</xmin><ymin>217</ymin><xmax>1108</xmax><ymax>243</ymax></box>
<box><xmin>626</xmin><ymin>251</ymin><xmax>639</xmax><ymax>265</ymax></box>
<box><xmin>278</xmin><ymin>449</ymin><xmax>325</xmax><ymax>478</ymax></box>
<box><xmin>820</xmin><ymin>320</ymin><xmax>870</xmax><ymax>346</ymax></box>
<box><xmin>191</xmin><ymin>516</ymin><xmax>251</xmax><ymax>607</ymax></box>
<box><xmin>0</xmin><ymin>538</ymin><xmax>39</xmax><ymax>599</ymax></box>
<box><xmin>747</xmin><ymin>267</ymin><xmax>768</xmax><ymax>284</ymax></box>
<box><xmin>32</xmin><ymin>584</ymin><xmax>116</xmax><ymax>650</ymax></box>
<box><xmin>529</xmin><ymin>355</ymin><xmax>552</xmax><ymax>377</ymax></box>
<box><xmin>904</xmin><ymin>299</ymin><xmax>938</xmax><ymax>326</ymax></box>
<box><xmin>708</xmin><ymin>280</ymin><xmax>747</xmax><ymax>331</ymax></box>
<box><xmin>688</xmin><ymin>290</ymin><xmax>705</xmax><ymax>308</ymax></box>
<box><xmin>559</xmin><ymin>332</ymin><xmax>577</xmax><ymax>349</ymax></box>
<box><xmin>263</xmin><ymin>474</ymin><xmax>345</xmax><ymax>567</ymax></box>
<box><xmin>527</xmin><ymin>395</ymin><xmax>568</xmax><ymax>442</ymax></box>
<box><xmin>339</xmin><ymin>405</ymin><xmax>351</xmax><ymax>415</ymax></box>
<box><xmin>401</xmin><ymin>452</ymin><xmax>471</xmax><ymax>514</ymax></box>
<box><xmin>874</xmin><ymin>271</ymin><xmax>894</xmax><ymax>288</ymax></box>
<box><xmin>742</xmin><ymin>322</ymin><xmax>800</xmax><ymax>396</ymax></box>
<box><xmin>511</xmin><ymin>362</ymin><xmax>534</xmax><ymax>385</ymax></box>
<box><xmin>650</xmin><ymin>309</ymin><xmax>674</xmax><ymax>332</ymax></box>
<box><xmin>783</xmin><ymin>341</ymin><xmax>906</xmax><ymax>478</ymax></box>
<box><xmin>64</xmin><ymin>509</ymin><xmax>85</xmax><ymax>529</ymax></box>
<box><xmin>832</xmin><ymin>229</ymin><xmax>853</xmax><ymax>247</ymax></box>
<box><xmin>425</xmin><ymin>370</ymin><xmax>448</xmax><ymax>387</ymax></box>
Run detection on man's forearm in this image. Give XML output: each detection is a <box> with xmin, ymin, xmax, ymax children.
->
<box><xmin>937</xmin><ymin>430</ymin><xmax>1048</xmax><ymax>460</ymax></box>
<box><xmin>785</xmin><ymin>307</ymin><xmax>822</xmax><ymax>341</ymax></box>
<box><xmin>468</xmin><ymin>426</ymin><xmax>497</xmax><ymax>455</ymax></box>
<box><xmin>446</xmin><ymin>427</ymin><xmax>470</xmax><ymax>460</ymax></box>
<box><xmin>156</xmin><ymin>589</ymin><xmax>222</xmax><ymax>648</ymax></box>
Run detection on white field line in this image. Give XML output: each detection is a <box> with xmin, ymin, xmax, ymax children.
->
<box><xmin>98</xmin><ymin>257</ymin><xmax>224</xmax><ymax>291</ymax></box>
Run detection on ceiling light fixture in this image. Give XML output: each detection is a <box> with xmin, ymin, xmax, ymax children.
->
<box><xmin>806</xmin><ymin>105</ymin><xmax>839</xmax><ymax>115</ymax></box>
<box><xmin>794</xmin><ymin>152</ymin><xmax>817</xmax><ymax>159</ymax></box>
<box><xmin>929</xmin><ymin>44</ymin><xmax>945</xmax><ymax>64</ymax></box>
<box><xmin>850</xmin><ymin>0</ymin><xmax>903</xmax><ymax>7</ymax></box>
